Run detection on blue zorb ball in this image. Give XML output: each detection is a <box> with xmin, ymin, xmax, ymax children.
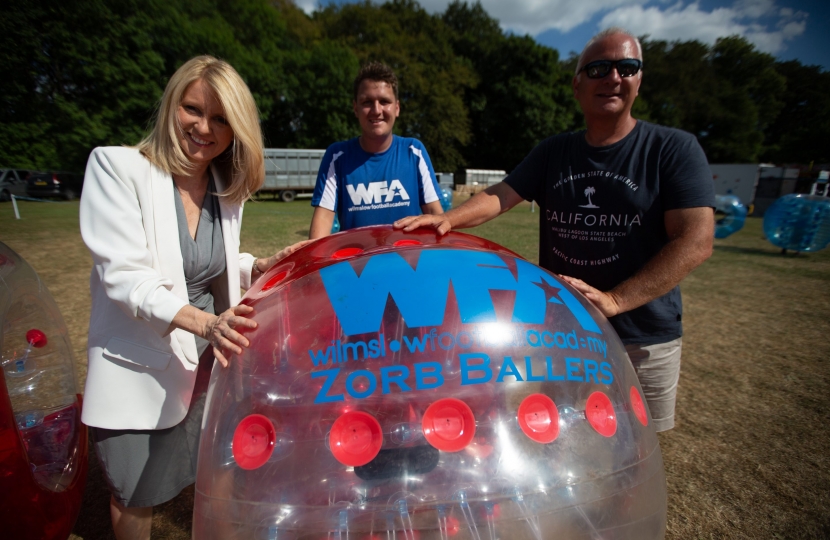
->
<box><xmin>763</xmin><ymin>194</ymin><xmax>830</xmax><ymax>252</ymax></box>
<box><xmin>714</xmin><ymin>194</ymin><xmax>748</xmax><ymax>239</ymax></box>
<box><xmin>193</xmin><ymin>226</ymin><xmax>667</xmax><ymax>540</ymax></box>
<box><xmin>439</xmin><ymin>186</ymin><xmax>453</xmax><ymax>212</ymax></box>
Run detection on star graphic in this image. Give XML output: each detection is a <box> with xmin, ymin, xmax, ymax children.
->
<box><xmin>532</xmin><ymin>278</ymin><xmax>564</xmax><ymax>304</ymax></box>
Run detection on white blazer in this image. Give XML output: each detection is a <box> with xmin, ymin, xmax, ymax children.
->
<box><xmin>79</xmin><ymin>147</ymin><xmax>255</xmax><ymax>430</ymax></box>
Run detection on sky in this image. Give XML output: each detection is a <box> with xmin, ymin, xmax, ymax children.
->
<box><xmin>297</xmin><ymin>0</ymin><xmax>830</xmax><ymax>70</ymax></box>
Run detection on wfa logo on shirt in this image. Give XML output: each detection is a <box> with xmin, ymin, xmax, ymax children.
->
<box><xmin>347</xmin><ymin>180</ymin><xmax>410</xmax><ymax>206</ymax></box>
<box><xmin>319</xmin><ymin>249</ymin><xmax>602</xmax><ymax>336</ymax></box>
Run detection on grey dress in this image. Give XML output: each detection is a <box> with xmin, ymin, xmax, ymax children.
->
<box><xmin>176</xmin><ymin>176</ymin><xmax>227</xmax><ymax>357</ymax></box>
<box><xmin>90</xmin><ymin>178</ymin><xmax>227</xmax><ymax>507</ymax></box>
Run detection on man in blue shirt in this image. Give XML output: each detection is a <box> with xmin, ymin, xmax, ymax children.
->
<box><xmin>309</xmin><ymin>62</ymin><xmax>443</xmax><ymax>238</ymax></box>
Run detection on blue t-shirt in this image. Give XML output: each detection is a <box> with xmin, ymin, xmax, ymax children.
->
<box><xmin>505</xmin><ymin>121</ymin><xmax>715</xmax><ymax>345</ymax></box>
<box><xmin>311</xmin><ymin>136</ymin><xmax>441</xmax><ymax>231</ymax></box>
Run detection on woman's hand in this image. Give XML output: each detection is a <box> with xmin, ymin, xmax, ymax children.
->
<box><xmin>204</xmin><ymin>304</ymin><xmax>258</xmax><ymax>367</ymax></box>
<box><xmin>253</xmin><ymin>239</ymin><xmax>315</xmax><ymax>276</ymax></box>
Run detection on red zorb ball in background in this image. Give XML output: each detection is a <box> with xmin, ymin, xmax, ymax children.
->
<box><xmin>0</xmin><ymin>242</ymin><xmax>88</xmax><ymax>539</ymax></box>
<box><xmin>194</xmin><ymin>226</ymin><xmax>667</xmax><ymax>540</ymax></box>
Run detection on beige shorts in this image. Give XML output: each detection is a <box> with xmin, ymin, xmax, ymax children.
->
<box><xmin>625</xmin><ymin>337</ymin><xmax>682</xmax><ymax>432</ymax></box>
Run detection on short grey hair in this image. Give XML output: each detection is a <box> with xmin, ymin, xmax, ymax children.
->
<box><xmin>575</xmin><ymin>27</ymin><xmax>643</xmax><ymax>76</ymax></box>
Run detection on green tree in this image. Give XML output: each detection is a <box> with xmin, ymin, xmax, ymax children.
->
<box><xmin>0</xmin><ymin>0</ymin><xmax>297</xmax><ymax>171</ymax></box>
<box><xmin>146</xmin><ymin>0</ymin><xmax>294</xmax><ymax>147</ymax></box>
<box><xmin>3</xmin><ymin>0</ymin><xmax>820</xmax><ymax>176</ymax></box>
<box><xmin>558</xmin><ymin>53</ymin><xmax>586</xmax><ymax>133</ymax></box>
<box><xmin>639</xmin><ymin>39</ymin><xmax>715</xmax><ymax>131</ymax></box>
<box><xmin>266</xmin><ymin>40</ymin><xmax>360</xmax><ymax>148</ymax></box>
<box><xmin>638</xmin><ymin>35</ymin><xmax>786</xmax><ymax>162</ymax></box>
<box><xmin>444</xmin><ymin>1</ymin><xmax>572</xmax><ymax>171</ymax></box>
<box><xmin>0</xmin><ymin>0</ymin><xmax>166</xmax><ymax>171</ymax></box>
<box><xmin>705</xmin><ymin>36</ymin><xmax>785</xmax><ymax>161</ymax></box>
<box><xmin>315</xmin><ymin>0</ymin><xmax>475</xmax><ymax>171</ymax></box>
<box><xmin>762</xmin><ymin>61</ymin><xmax>830</xmax><ymax>163</ymax></box>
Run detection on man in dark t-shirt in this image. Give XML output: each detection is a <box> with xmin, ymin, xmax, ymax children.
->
<box><xmin>396</xmin><ymin>27</ymin><xmax>715</xmax><ymax>432</ymax></box>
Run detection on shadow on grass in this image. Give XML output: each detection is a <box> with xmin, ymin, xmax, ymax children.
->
<box><xmin>72</xmin><ymin>437</ymin><xmax>194</xmax><ymax>540</ymax></box>
<box><xmin>71</xmin><ymin>441</ymin><xmax>116</xmax><ymax>540</ymax></box>
<box><xmin>713</xmin><ymin>244</ymin><xmax>810</xmax><ymax>258</ymax></box>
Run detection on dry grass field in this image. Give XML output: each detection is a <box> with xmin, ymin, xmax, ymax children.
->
<box><xmin>1</xmin><ymin>195</ymin><xmax>828</xmax><ymax>539</ymax></box>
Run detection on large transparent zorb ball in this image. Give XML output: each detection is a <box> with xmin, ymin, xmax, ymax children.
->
<box><xmin>194</xmin><ymin>226</ymin><xmax>666</xmax><ymax>540</ymax></box>
<box><xmin>763</xmin><ymin>194</ymin><xmax>830</xmax><ymax>252</ymax></box>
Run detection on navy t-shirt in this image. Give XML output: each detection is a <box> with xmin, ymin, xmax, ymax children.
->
<box><xmin>505</xmin><ymin>121</ymin><xmax>715</xmax><ymax>344</ymax></box>
<box><xmin>311</xmin><ymin>136</ymin><xmax>441</xmax><ymax>231</ymax></box>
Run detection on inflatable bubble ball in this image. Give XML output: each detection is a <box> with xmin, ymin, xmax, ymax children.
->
<box><xmin>763</xmin><ymin>194</ymin><xmax>830</xmax><ymax>252</ymax></box>
<box><xmin>714</xmin><ymin>194</ymin><xmax>748</xmax><ymax>239</ymax></box>
<box><xmin>439</xmin><ymin>187</ymin><xmax>453</xmax><ymax>212</ymax></box>
<box><xmin>193</xmin><ymin>226</ymin><xmax>667</xmax><ymax>540</ymax></box>
<box><xmin>0</xmin><ymin>242</ymin><xmax>88</xmax><ymax>539</ymax></box>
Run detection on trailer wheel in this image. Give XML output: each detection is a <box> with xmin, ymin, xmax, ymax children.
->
<box><xmin>280</xmin><ymin>190</ymin><xmax>296</xmax><ymax>203</ymax></box>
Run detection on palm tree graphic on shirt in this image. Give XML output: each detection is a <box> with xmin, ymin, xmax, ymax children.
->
<box><xmin>580</xmin><ymin>186</ymin><xmax>599</xmax><ymax>208</ymax></box>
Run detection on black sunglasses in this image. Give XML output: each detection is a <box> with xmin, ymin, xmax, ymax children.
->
<box><xmin>580</xmin><ymin>59</ymin><xmax>642</xmax><ymax>79</ymax></box>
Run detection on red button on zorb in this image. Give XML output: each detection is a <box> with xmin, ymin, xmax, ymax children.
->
<box><xmin>261</xmin><ymin>270</ymin><xmax>288</xmax><ymax>292</ymax></box>
<box><xmin>518</xmin><ymin>394</ymin><xmax>560</xmax><ymax>444</ymax></box>
<box><xmin>586</xmin><ymin>391</ymin><xmax>617</xmax><ymax>437</ymax></box>
<box><xmin>232</xmin><ymin>414</ymin><xmax>276</xmax><ymax>470</ymax></box>
<box><xmin>630</xmin><ymin>386</ymin><xmax>648</xmax><ymax>426</ymax></box>
<box><xmin>331</xmin><ymin>247</ymin><xmax>364</xmax><ymax>259</ymax></box>
<box><xmin>26</xmin><ymin>329</ymin><xmax>48</xmax><ymax>348</ymax></box>
<box><xmin>422</xmin><ymin>398</ymin><xmax>476</xmax><ymax>452</ymax></box>
<box><xmin>329</xmin><ymin>411</ymin><xmax>383</xmax><ymax>466</ymax></box>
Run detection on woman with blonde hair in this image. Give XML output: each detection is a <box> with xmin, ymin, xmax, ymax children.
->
<box><xmin>79</xmin><ymin>55</ymin><xmax>308</xmax><ymax>539</ymax></box>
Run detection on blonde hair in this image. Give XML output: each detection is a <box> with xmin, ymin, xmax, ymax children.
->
<box><xmin>136</xmin><ymin>55</ymin><xmax>264</xmax><ymax>204</ymax></box>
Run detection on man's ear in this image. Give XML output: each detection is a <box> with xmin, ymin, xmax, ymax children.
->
<box><xmin>572</xmin><ymin>75</ymin><xmax>580</xmax><ymax>99</ymax></box>
<box><xmin>353</xmin><ymin>101</ymin><xmax>358</xmax><ymax>118</ymax></box>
